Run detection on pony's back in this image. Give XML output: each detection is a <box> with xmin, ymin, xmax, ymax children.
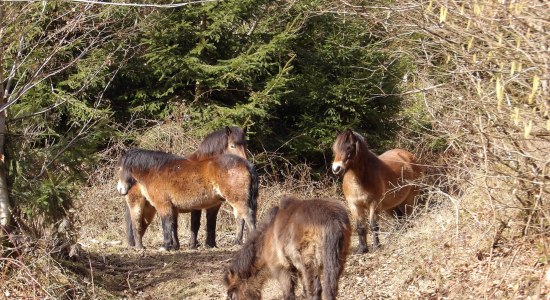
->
<box><xmin>274</xmin><ymin>197</ymin><xmax>351</xmax><ymax>300</ymax></box>
<box><xmin>119</xmin><ymin>148</ymin><xmax>183</xmax><ymax>172</ymax></box>
<box><xmin>225</xmin><ymin>197</ymin><xmax>350</xmax><ymax>300</ymax></box>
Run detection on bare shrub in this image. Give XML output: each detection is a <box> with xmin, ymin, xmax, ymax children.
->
<box><xmin>319</xmin><ymin>0</ymin><xmax>549</xmax><ymax>298</ymax></box>
<box><xmin>334</xmin><ymin>0</ymin><xmax>548</xmax><ymax>236</ymax></box>
<box><xmin>0</xmin><ymin>234</ymin><xmax>89</xmax><ymax>299</ymax></box>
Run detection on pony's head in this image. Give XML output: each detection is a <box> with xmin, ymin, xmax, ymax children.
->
<box><xmin>223</xmin><ymin>232</ymin><xmax>261</xmax><ymax>300</ymax></box>
<box><xmin>223</xmin><ymin>269</ymin><xmax>261</xmax><ymax>300</ymax></box>
<box><xmin>194</xmin><ymin>126</ymin><xmax>248</xmax><ymax>160</ymax></box>
<box><xmin>116</xmin><ymin>166</ymin><xmax>134</xmax><ymax>195</ymax></box>
<box><xmin>332</xmin><ymin>129</ymin><xmax>363</xmax><ymax>175</ymax></box>
<box><xmin>224</xmin><ymin>206</ymin><xmax>279</xmax><ymax>300</ymax></box>
<box><xmin>225</xmin><ymin>126</ymin><xmax>248</xmax><ymax>159</ymax></box>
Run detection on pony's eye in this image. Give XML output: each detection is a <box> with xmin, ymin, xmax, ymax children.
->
<box><xmin>230</xmin><ymin>144</ymin><xmax>236</xmax><ymax>148</ymax></box>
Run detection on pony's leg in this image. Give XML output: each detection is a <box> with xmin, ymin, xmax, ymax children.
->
<box><xmin>298</xmin><ymin>264</ymin><xmax>321</xmax><ymax>300</ymax></box>
<box><xmin>205</xmin><ymin>204</ymin><xmax>221</xmax><ymax>248</ymax></box>
<box><xmin>242</xmin><ymin>207</ymin><xmax>256</xmax><ymax>239</ymax></box>
<box><xmin>126</xmin><ymin>195</ymin><xmax>147</xmax><ymax>249</ymax></box>
<box><xmin>313</xmin><ymin>276</ymin><xmax>322</xmax><ymax>300</ymax></box>
<box><xmin>230</xmin><ymin>205</ymin><xmax>248</xmax><ymax>245</ymax></box>
<box><xmin>158</xmin><ymin>206</ymin><xmax>177</xmax><ymax>251</ymax></box>
<box><xmin>220</xmin><ymin>183</ymin><xmax>256</xmax><ymax>244</ymax></box>
<box><xmin>274</xmin><ymin>268</ymin><xmax>296</xmax><ymax>300</ymax></box>
<box><xmin>141</xmin><ymin>200</ymin><xmax>156</xmax><ymax>233</ymax></box>
<box><xmin>189</xmin><ymin>209</ymin><xmax>201</xmax><ymax>249</ymax></box>
<box><xmin>172</xmin><ymin>212</ymin><xmax>180</xmax><ymax>250</ymax></box>
<box><xmin>125</xmin><ymin>187</ymin><xmax>145</xmax><ymax>248</ymax></box>
<box><xmin>234</xmin><ymin>217</ymin><xmax>245</xmax><ymax>245</ymax></box>
<box><xmin>368</xmin><ymin>203</ymin><xmax>380</xmax><ymax>250</ymax></box>
<box><xmin>135</xmin><ymin>200</ymin><xmax>156</xmax><ymax>249</ymax></box>
<box><xmin>124</xmin><ymin>201</ymin><xmax>135</xmax><ymax>247</ymax></box>
<box><xmin>351</xmin><ymin>205</ymin><xmax>368</xmax><ymax>254</ymax></box>
<box><xmin>399</xmin><ymin>190</ymin><xmax>418</xmax><ymax>217</ymax></box>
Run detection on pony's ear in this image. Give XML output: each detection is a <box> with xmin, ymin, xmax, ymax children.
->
<box><xmin>226</xmin><ymin>126</ymin><xmax>232</xmax><ymax>136</ymax></box>
<box><xmin>242</xmin><ymin>125</ymin><xmax>247</xmax><ymax>135</ymax></box>
<box><xmin>346</xmin><ymin>129</ymin><xmax>356</xmax><ymax>143</ymax></box>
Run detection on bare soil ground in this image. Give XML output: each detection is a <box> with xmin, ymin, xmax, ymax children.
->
<box><xmin>71</xmin><ymin>180</ymin><xmax>550</xmax><ymax>300</ymax></box>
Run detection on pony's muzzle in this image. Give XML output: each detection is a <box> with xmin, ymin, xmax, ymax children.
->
<box><xmin>116</xmin><ymin>181</ymin><xmax>129</xmax><ymax>195</ymax></box>
<box><xmin>332</xmin><ymin>162</ymin><xmax>344</xmax><ymax>175</ymax></box>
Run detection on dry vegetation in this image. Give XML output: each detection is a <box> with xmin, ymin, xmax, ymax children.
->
<box><xmin>2</xmin><ymin>0</ymin><xmax>549</xmax><ymax>299</ymax></box>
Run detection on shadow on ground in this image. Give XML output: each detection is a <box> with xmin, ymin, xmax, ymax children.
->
<box><xmin>64</xmin><ymin>245</ymin><xmax>236</xmax><ymax>299</ymax></box>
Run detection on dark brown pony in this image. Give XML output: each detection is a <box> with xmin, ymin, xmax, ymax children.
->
<box><xmin>123</xmin><ymin>126</ymin><xmax>248</xmax><ymax>249</ymax></box>
<box><xmin>117</xmin><ymin>149</ymin><xmax>257</xmax><ymax>251</ymax></box>
<box><xmin>331</xmin><ymin>129</ymin><xmax>422</xmax><ymax>253</ymax></box>
<box><xmin>224</xmin><ymin>196</ymin><xmax>351</xmax><ymax>300</ymax></box>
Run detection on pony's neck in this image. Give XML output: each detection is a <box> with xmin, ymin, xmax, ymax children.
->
<box><xmin>244</xmin><ymin>266</ymin><xmax>269</xmax><ymax>294</ymax></box>
<box><xmin>187</xmin><ymin>149</ymin><xmax>220</xmax><ymax>161</ymax></box>
<box><xmin>348</xmin><ymin>146</ymin><xmax>381</xmax><ymax>183</ymax></box>
<box><xmin>234</xmin><ymin>234</ymin><xmax>268</xmax><ymax>280</ymax></box>
<box><xmin>128</xmin><ymin>167</ymin><xmax>147</xmax><ymax>183</ymax></box>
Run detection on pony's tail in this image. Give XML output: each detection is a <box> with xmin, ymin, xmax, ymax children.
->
<box><xmin>246</xmin><ymin>162</ymin><xmax>258</xmax><ymax>227</ymax></box>
<box><xmin>322</xmin><ymin>219</ymin><xmax>351</xmax><ymax>300</ymax></box>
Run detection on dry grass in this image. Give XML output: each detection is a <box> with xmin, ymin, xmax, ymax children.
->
<box><xmin>5</xmin><ymin>0</ymin><xmax>550</xmax><ymax>295</ymax></box>
<box><xmin>0</xmin><ymin>236</ymin><xmax>91</xmax><ymax>299</ymax></box>
<box><xmin>5</xmin><ymin>113</ymin><xmax>549</xmax><ymax>299</ymax></box>
<box><xmin>70</xmin><ymin>162</ymin><xmax>550</xmax><ymax>299</ymax></box>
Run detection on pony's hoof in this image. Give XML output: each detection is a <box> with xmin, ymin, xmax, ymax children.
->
<box><xmin>355</xmin><ymin>248</ymin><xmax>368</xmax><ymax>254</ymax></box>
<box><xmin>159</xmin><ymin>246</ymin><xmax>168</xmax><ymax>251</ymax></box>
<box><xmin>205</xmin><ymin>242</ymin><xmax>217</xmax><ymax>249</ymax></box>
<box><xmin>189</xmin><ymin>244</ymin><xmax>198</xmax><ymax>250</ymax></box>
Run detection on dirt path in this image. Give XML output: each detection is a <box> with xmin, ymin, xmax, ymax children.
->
<box><xmin>78</xmin><ymin>233</ymin><xmax>405</xmax><ymax>300</ymax></box>
<box><xmin>79</xmin><ymin>231</ymin><xmax>287</xmax><ymax>300</ymax></box>
<box><xmin>76</xmin><ymin>225</ymin><xmax>550</xmax><ymax>300</ymax></box>
<box><xmin>85</xmin><ymin>246</ymin><xmax>235</xmax><ymax>299</ymax></box>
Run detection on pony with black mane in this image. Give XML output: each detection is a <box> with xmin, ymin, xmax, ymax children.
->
<box><xmin>224</xmin><ymin>196</ymin><xmax>351</xmax><ymax>300</ymax></box>
<box><xmin>332</xmin><ymin>129</ymin><xmax>422</xmax><ymax>253</ymax></box>
<box><xmin>123</xmin><ymin>126</ymin><xmax>248</xmax><ymax>249</ymax></box>
<box><xmin>117</xmin><ymin>147</ymin><xmax>257</xmax><ymax>251</ymax></box>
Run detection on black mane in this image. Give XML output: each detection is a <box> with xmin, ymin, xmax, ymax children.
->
<box><xmin>119</xmin><ymin>148</ymin><xmax>184</xmax><ymax>172</ymax></box>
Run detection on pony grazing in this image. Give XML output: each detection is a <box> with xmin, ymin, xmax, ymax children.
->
<box><xmin>224</xmin><ymin>197</ymin><xmax>351</xmax><ymax>300</ymax></box>
<box><xmin>117</xmin><ymin>148</ymin><xmax>257</xmax><ymax>251</ymax></box>
<box><xmin>123</xmin><ymin>126</ymin><xmax>248</xmax><ymax>249</ymax></box>
<box><xmin>332</xmin><ymin>129</ymin><xmax>422</xmax><ymax>253</ymax></box>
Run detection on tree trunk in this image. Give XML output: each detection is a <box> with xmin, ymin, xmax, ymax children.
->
<box><xmin>0</xmin><ymin>2</ymin><xmax>11</xmax><ymax>231</ymax></box>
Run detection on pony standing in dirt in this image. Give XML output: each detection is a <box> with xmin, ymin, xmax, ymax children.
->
<box><xmin>224</xmin><ymin>196</ymin><xmax>351</xmax><ymax>300</ymax></box>
<box><xmin>332</xmin><ymin>129</ymin><xmax>422</xmax><ymax>253</ymax></box>
<box><xmin>117</xmin><ymin>148</ymin><xmax>257</xmax><ymax>251</ymax></box>
<box><xmin>123</xmin><ymin>127</ymin><xmax>248</xmax><ymax>249</ymax></box>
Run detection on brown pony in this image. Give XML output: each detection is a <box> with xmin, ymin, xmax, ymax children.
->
<box><xmin>117</xmin><ymin>149</ymin><xmax>257</xmax><ymax>251</ymax></box>
<box><xmin>123</xmin><ymin>126</ymin><xmax>248</xmax><ymax>249</ymax></box>
<box><xmin>224</xmin><ymin>196</ymin><xmax>351</xmax><ymax>300</ymax></box>
<box><xmin>331</xmin><ymin>129</ymin><xmax>422</xmax><ymax>253</ymax></box>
